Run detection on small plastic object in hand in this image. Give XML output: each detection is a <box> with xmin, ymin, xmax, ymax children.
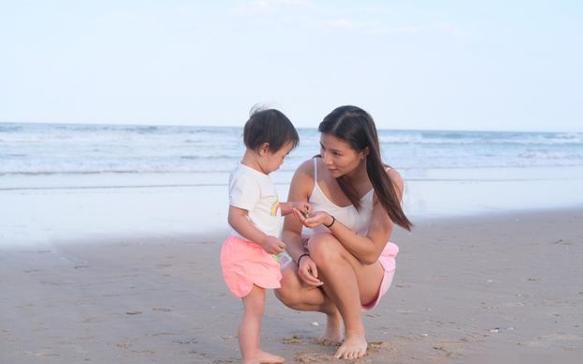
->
<box><xmin>274</xmin><ymin>251</ymin><xmax>292</xmax><ymax>266</ymax></box>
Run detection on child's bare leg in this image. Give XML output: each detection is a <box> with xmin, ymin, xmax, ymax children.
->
<box><xmin>240</xmin><ymin>285</ymin><xmax>285</xmax><ymax>364</ymax></box>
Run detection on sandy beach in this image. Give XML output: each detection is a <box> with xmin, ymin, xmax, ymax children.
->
<box><xmin>2</xmin><ymin>1</ymin><xmax>583</xmax><ymax>362</ymax></box>
<box><xmin>1</xmin><ymin>207</ymin><xmax>582</xmax><ymax>363</ymax></box>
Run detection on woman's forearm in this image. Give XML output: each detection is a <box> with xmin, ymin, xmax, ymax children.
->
<box><xmin>327</xmin><ymin>219</ymin><xmax>380</xmax><ymax>265</ymax></box>
<box><xmin>282</xmin><ymin>229</ymin><xmax>306</xmax><ymax>262</ymax></box>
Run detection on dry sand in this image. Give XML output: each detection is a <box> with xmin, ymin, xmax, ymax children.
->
<box><xmin>1</xmin><ymin>208</ymin><xmax>582</xmax><ymax>363</ymax></box>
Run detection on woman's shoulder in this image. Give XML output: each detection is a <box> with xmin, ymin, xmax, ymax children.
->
<box><xmin>289</xmin><ymin>158</ymin><xmax>316</xmax><ymax>195</ymax></box>
<box><xmin>371</xmin><ymin>167</ymin><xmax>405</xmax><ymax>205</ymax></box>
<box><xmin>386</xmin><ymin>167</ymin><xmax>403</xmax><ymax>182</ymax></box>
<box><xmin>294</xmin><ymin>157</ymin><xmax>318</xmax><ymax>177</ymax></box>
<box><xmin>386</xmin><ymin>167</ymin><xmax>404</xmax><ymax>199</ymax></box>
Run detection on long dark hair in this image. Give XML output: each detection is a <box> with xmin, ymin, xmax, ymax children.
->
<box><xmin>318</xmin><ymin>105</ymin><xmax>412</xmax><ymax>231</ymax></box>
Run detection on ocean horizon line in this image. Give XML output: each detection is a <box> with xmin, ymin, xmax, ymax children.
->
<box><xmin>1</xmin><ymin>120</ymin><xmax>582</xmax><ymax>134</ymax></box>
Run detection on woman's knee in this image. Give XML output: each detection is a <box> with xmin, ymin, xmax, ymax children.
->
<box><xmin>274</xmin><ymin>268</ymin><xmax>304</xmax><ymax>309</ymax></box>
<box><xmin>308</xmin><ymin>233</ymin><xmax>345</xmax><ymax>266</ymax></box>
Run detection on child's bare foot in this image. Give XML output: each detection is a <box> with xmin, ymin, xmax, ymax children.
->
<box><xmin>256</xmin><ymin>350</ymin><xmax>285</xmax><ymax>363</ymax></box>
<box><xmin>318</xmin><ymin>313</ymin><xmax>344</xmax><ymax>346</ymax></box>
<box><xmin>334</xmin><ymin>333</ymin><xmax>367</xmax><ymax>360</ymax></box>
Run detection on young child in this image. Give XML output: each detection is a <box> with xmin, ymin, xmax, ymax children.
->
<box><xmin>221</xmin><ymin>108</ymin><xmax>310</xmax><ymax>364</ymax></box>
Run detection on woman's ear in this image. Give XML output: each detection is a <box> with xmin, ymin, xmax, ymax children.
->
<box><xmin>361</xmin><ymin>147</ymin><xmax>369</xmax><ymax>160</ymax></box>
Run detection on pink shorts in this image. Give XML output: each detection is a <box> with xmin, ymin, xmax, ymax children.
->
<box><xmin>220</xmin><ymin>235</ymin><xmax>282</xmax><ymax>298</ymax></box>
<box><xmin>361</xmin><ymin>242</ymin><xmax>399</xmax><ymax>311</ymax></box>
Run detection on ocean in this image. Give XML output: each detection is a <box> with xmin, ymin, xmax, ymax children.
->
<box><xmin>2</xmin><ymin>122</ymin><xmax>583</xmax><ymax>245</ymax></box>
<box><xmin>2</xmin><ymin>122</ymin><xmax>583</xmax><ymax>180</ymax></box>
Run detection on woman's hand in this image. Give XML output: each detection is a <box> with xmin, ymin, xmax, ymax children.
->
<box><xmin>297</xmin><ymin>255</ymin><xmax>323</xmax><ymax>286</ymax></box>
<box><xmin>292</xmin><ymin>209</ymin><xmax>333</xmax><ymax>229</ymax></box>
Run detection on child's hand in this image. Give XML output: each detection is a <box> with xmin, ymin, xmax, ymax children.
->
<box><xmin>291</xmin><ymin>201</ymin><xmax>312</xmax><ymax>218</ymax></box>
<box><xmin>261</xmin><ymin>236</ymin><xmax>286</xmax><ymax>254</ymax></box>
<box><xmin>292</xmin><ymin>210</ymin><xmax>333</xmax><ymax>229</ymax></box>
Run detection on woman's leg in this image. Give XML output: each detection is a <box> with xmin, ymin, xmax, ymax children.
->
<box><xmin>309</xmin><ymin>233</ymin><xmax>385</xmax><ymax>360</ymax></box>
<box><xmin>240</xmin><ymin>285</ymin><xmax>285</xmax><ymax>364</ymax></box>
<box><xmin>275</xmin><ymin>263</ymin><xmax>344</xmax><ymax>345</ymax></box>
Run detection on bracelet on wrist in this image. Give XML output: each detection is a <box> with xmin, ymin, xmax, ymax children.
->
<box><xmin>324</xmin><ymin>214</ymin><xmax>336</xmax><ymax>228</ymax></box>
<box><xmin>296</xmin><ymin>253</ymin><xmax>310</xmax><ymax>266</ymax></box>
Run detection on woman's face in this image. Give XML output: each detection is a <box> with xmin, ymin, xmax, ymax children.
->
<box><xmin>319</xmin><ymin>133</ymin><xmax>365</xmax><ymax>178</ymax></box>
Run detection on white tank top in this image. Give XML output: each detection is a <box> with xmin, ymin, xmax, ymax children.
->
<box><xmin>306</xmin><ymin>158</ymin><xmax>381</xmax><ymax>236</ymax></box>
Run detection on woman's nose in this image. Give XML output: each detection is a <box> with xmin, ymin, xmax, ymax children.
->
<box><xmin>322</xmin><ymin>152</ymin><xmax>333</xmax><ymax>166</ymax></box>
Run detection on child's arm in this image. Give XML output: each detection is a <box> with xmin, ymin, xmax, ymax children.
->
<box><xmin>228</xmin><ymin>206</ymin><xmax>286</xmax><ymax>254</ymax></box>
<box><xmin>279</xmin><ymin>201</ymin><xmax>312</xmax><ymax>217</ymax></box>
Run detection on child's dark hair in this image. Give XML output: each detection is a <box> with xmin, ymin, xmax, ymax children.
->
<box><xmin>243</xmin><ymin>108</ymin><xmax>299</xmax><ymax>152</ymax></box>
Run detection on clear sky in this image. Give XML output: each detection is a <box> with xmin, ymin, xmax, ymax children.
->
<box><xmin>1</xmin><ymin>1</ymin><xmax>581</xmax><ymax>131</ymax></box>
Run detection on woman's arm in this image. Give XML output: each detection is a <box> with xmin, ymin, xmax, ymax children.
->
<box><xmin>281</xmin><ymin>160</ymin><xmax>314</xmax><ymax>261</ymax></box>
<box><xmin>299</xmin><ymin>169</ymin><xmax>405</xmax><ymax>265</ymax></box>
<box><xmin>283</xmin><ymin>160</ymin><xmax>324</xmax><ymax>286</ymax></box>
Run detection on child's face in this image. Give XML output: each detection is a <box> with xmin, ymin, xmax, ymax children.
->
<box><xmin>261</xmin><ymin>141</ymin><xmax>294</xmax><ymax>174</ymax></box>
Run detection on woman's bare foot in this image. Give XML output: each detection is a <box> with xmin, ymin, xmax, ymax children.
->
<box><xmin>318</xmin><ymin>312</ymin><xmax>344</xmax><ymax>346</ymax></box>
<box><xmin>334</xmin><ymin>333</ymin><xmax>367</xmax><ymax>360</ymax></box>
<box><xmin>242</xmin><ymin>350</ymin><xmax>285</xmax><ymax>364</ymax></box>
<box><xmin>256</xmin><ymin>350</ymin><xmax>285</xmax><ymax>363</ymax></box>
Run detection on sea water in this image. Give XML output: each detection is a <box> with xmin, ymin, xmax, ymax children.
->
<box><xmin>1</xmin><ymin>122</ymin><xmax>583</xmax><ymax>245</ymax></box>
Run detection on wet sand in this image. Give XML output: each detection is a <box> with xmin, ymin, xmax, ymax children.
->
<box><xmin>1</xmin><ymin>208</ymin><xmax>582</xmax><ymax>363</ymax></box>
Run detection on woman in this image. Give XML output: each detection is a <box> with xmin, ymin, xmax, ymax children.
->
<box><xmin>275</xmin><ymin>105</ymin><xmax>412</xmax><ymax>360</ymax></box>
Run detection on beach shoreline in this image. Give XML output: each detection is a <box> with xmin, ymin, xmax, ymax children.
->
<box><xmin>2</xmin><ymin>165</ymin><xmax>583</xmax><ymax>248</ymax></box>
<box><xmin>2</xmin><ymin>207</ymin><xmax>582</xmax><ymax>363</ymax></box>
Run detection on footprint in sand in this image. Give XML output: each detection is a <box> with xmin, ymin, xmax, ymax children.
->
<box><xmin>172</xmin><ymin>338</ymin><xmax>198</xmax><ymax>345</ymax></box>
<box><xmin>150</xmin><ymin>332</ymin><xmax>177</xmax><ymax>337</ymax></box>
<box><xmin>295</xmin><ymin>352</ymin><xmax>333</xmax><ymax>363</ymax></box>
<box><xmin>432</xmin><ymin>341</ymin><xmax>464</xmax><ymax>358</ymax></box>
<box><xmin>282</xmin><ymin>335</ymin><xmax>303</xmax><ymax>344</ymax></box>
<box><xmin>368</xmin><ymin>341</ymin><xmax>393</xmax><ymax>353</ymax></box>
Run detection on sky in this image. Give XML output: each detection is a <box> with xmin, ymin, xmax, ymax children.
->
<box><xmin>0</xmin><ymin>0</ymin><xmax>582</xmax><ymax>131</ymax></box>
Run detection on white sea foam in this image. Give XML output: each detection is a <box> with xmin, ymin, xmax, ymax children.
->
<box><xmin>2</xmin><ymin>122</ymin><xmax>583</xmax><ymax>246</ymax></box>
<box><xmin>1</xmin><ymin>122</ymin><xmax>583</xmax><ymax>178</ymax></box>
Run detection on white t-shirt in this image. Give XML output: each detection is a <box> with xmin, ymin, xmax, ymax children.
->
<box><xmin>229</xmin><ymin>163</ymin><xmax>282</xmax><ymax>239</ymax></box>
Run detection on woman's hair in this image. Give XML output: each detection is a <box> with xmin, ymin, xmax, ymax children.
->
<box><xmin>318</xmin><ymin>105</ymin><xmax>412</xmax><ymax>231</ymax></box>
<box><xmin>243</xmin><ymin>108</ymin><xmax>299</xmax><ymax>152</ymax></box>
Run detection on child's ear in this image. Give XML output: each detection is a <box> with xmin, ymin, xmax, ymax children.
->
<box><xmin>259</xmin><ymin>143</ymin><xmax>270</xmax><ymax>156</ymax></box>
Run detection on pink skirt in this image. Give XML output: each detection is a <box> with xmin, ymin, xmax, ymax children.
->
<box><xmin>220</xmin><ymin>235</ymin><xmax>282</xmax><ymax>298</ymax></box>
